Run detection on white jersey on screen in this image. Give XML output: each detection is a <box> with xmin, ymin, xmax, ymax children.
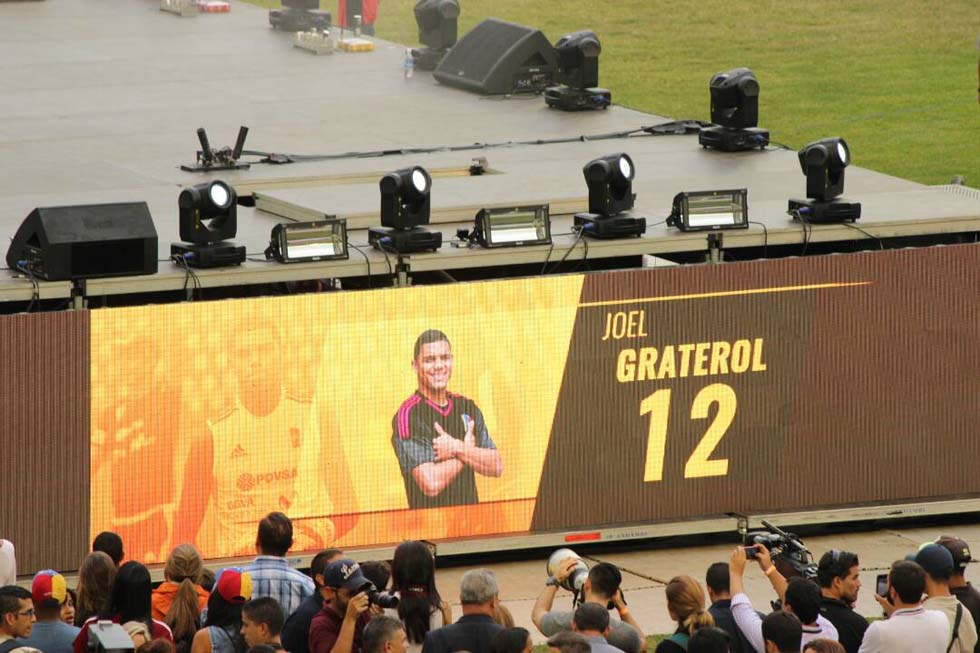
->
<box><xmin>201</xmin><ymin>390</ymin><xmax>334</xmax><ymax>556</ymax></box>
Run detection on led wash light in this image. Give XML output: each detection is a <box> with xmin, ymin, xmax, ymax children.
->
<box><xmin>473</xmin><ymin>205</ymin><xmax>552</xmax><ymax>248</ymax></box>
<box><xmin>699</xmin><ymin>68</ymin><xmax>769</xmax><ymax>152</ymax></box>
<box><xmin>574</xmin><ymin>153</ymin><xmax>646</xmax><ymax>239</ymax></box>
<box><xmin>171</xmin><ymin>180</ymin><xmax>246</xmax><ymax>268</ymax></box>
<box><xmin>544</xmin><ymin>30</ymin><xmax>611</xmax><ymax>111</ymax></box>
<box><xmin>368</xmin><ymin>166</ymin><xmax>443</xmax><ymax>254</ymax></box>
<box><xmin>668</xmin><ymin>189</ymin><xmax>749</xmax><ymax>232</ymax></box>
<box><xmin>265</xmin><ymin>218</ymin><xmax>349</xmax><ymax>263</ymax></box>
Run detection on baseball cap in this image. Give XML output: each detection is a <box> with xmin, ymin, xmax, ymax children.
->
<box><xmin>32</xmin><ymin>570</ymin><xmax>67</xmax><ymax>607</ymax></box>
<box><xmin>914</xmin><ymin>543</ymin><xmax>955</xmax><ymax>578</ymax></box>
<box><xmin>937</xmin><ymin>536</ymin><xmax>972</xmax><ymax>572</ymax></box>
<box><xmin>215</xmin><ymin>568</ymin><xmax>253</xmax><ymax>604</ymax></box>
<box><xmin>324</xmin><ymin>559</ymin><xmax>370</xmax><ymax>592</ymax></box>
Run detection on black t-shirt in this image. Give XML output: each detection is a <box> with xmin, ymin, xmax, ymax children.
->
<box><xmin>951</xmin><ymin>583</ymin><xmax>980</xmax><ymax>653</ymax></box>
<box><xmin>391</xmin><ymin>391</ymin><xmax>496</xmax><ymax>509</ymax></box>
<box><xmin>818</xmin><ymin>596</ymin><xmax>868</xmax><ymax>653</ymax></box>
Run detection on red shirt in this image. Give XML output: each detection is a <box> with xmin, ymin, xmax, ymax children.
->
<box><xmin>308</xmin><ymin>605</ymin><xmax>370</xmax><ymax>653</ymax></box>
<box><xmin>73</xmin><ymin>616</ymin><xmax>173</xmax><ymax>653</ymax></box>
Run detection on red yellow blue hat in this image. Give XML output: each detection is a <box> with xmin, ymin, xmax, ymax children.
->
<box><xmin>215</xmin><ymin>568</ymin><xmax>252</xmax><ymax>605</ymax></box>
<box><xmin>32</xmin><ymin>570</ymin><xmax>67</xmax><ymax>607</ymax></box>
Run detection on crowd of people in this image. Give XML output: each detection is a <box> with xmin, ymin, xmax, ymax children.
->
<box><xmin>1</xmin><ymin>515</ymin><xmax>979</xmax><ymax>653</ymax></box>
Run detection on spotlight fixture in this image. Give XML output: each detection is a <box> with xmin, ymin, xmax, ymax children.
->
<box><xmin>181</xmin><ymin>126</ymin><xmax>251</xmax><ymax>172</ymax></box>
<box><xmin>698</xmin><ymin>68</ymin><xmax>770</xmax><ymax>152</ymax></box>
<box><xmin>573</xmin><ymin>153</ymin><xmax>646</xmax><ymax>239</ymax></box>
<box><xmin>265</xmin><ymin>218</ymin><xmax>349</xmax><ymax>263</ymax></box>
<box><xmin>269</xmin><ymin>0</ymin><xmax>332</xmax><ymax>32</ymax></box>
<box><xmin>787</xmin><ymin>137</ymin><xmax>861</xmax><ymax>223</ymax></box>
<box><xmin>471</xmin><ymin>204</ymin><xmax>552</xmax><ymax>248</ymax></box>
<box><xmin>667</xmin><ymin>189</ymin><xmax>749</xmax><ymax>232</ymax></box>
<box><xmin>170</xmin><ymin>180</ymin><xmax>246</xmax><ymax>268</ymax></box>
<box><xmin>411</xmin><ymin>0</ymin><xmax>460</xmax><ymax>70</ymax></box>
<box><xmin>368</xmin><ymin>166</ymin><xmax>443</xmax><ymax>253</ymax></box>
<box><xmin>544</xmin><ymin>30</ymin><xmax>611</xmax><ymax>111</ymax></box>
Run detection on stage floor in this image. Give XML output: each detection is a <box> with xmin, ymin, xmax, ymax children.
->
<box><xmin>1</xmin><ymin>0</ymin><xmax>978</xmax><ymax>301</ymax></box>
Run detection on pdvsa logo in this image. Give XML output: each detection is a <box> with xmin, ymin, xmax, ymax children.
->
<box><xmin>237</xmin><ymin>468</ymin><xmax>297</xmax><ymax>491</ymax></box>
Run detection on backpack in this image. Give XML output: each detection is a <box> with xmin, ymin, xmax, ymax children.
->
<box><xmin>664</xmin><ymin>632</ymin><xmax>690</xmax><ymax>652</ymax></box>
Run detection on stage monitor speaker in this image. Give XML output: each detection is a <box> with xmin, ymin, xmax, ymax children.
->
<box><xmin>6</xmin><ymin>202</ymin><xmax>159</xmax><ymax>281</ymax></box>
<box><xmin>433</xmin><ymin>18</ymin><xmax>558</xmax><ymax>95</ymax></box>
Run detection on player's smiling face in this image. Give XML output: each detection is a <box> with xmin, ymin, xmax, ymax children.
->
<box><xmin>414</xmin><ymin>340</ymin><xmax>453</xmax><ymax>394</ymax></box>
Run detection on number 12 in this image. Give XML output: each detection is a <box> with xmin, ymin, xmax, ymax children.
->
<box><xmin>640</xmin><ymin>383</ymin><xmax>737</xmax><ymax>481</ymax></box>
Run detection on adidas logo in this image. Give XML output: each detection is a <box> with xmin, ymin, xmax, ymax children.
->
<box><xmin>231</xmin><ymin>444</ymin><xmax>246</xmax><ymax>459</ymax></box>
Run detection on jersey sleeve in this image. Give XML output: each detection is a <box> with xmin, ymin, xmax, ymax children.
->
<box><xmin>471</xmin><ymin>405</ymin><xmax>496</xmax><ymax>450</ymax></box>
<box><xmin>391</xmin><ymin>409</ymin><xmax>435</xmax><ymax>473</ymax></box>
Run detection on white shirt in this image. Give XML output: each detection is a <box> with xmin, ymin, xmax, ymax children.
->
<box><xmin>731</xmin><ymin>592</ymin><xmax>839</xmax><ymax>653</ymax></box>
<box><xmin>857</xmin><ymin>605</ymin><xmax>950</xmax><ymax>653</ymax></box>
<box><xmin>923</xmin><ymin>595</ymin><xmax>978</xmax><ymax>653</ymax></box>
<box><xmin>0</xmin><ymin>540</ymin><xmax>14</xmax><ymax>586</ymax></box>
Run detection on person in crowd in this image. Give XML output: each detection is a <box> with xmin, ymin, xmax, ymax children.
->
<box><xmin>815</xmin><ymin>550</ymin><xmax>866</xmax><ymax>653</ymax></box>
<box><xmin>0</xmin><ymin>542</ymin><xmax>15</xmax><ymax>587</ymax></box>
<box><xmin>493</xmin><ymin>604</ymin><xmax>516</xmax><ymax>628</ymax></box>
<box><xmin>246</xmin><ymin>513</ymin><xmax>316</xmax><ymax>619</ymax></box>
<box><xmin>937</xmin><ymin>536</ymin><xmax>980</xmax><ymax>653</ymax></box>
<box><xmin>0</xmin><ymin>586</ymin><xmax>40</xmax><ymax>653</ymax></box>
<box><xmin>914</xmin><ymin>544</ymin><xmax>978</xmax><ymax>653</ymax></box>
<box><xmin>655</xmin><ymin>575</ymin><xmax>715</xmax><ymax>653</ymax></box>
<box><xmin>74</xmin><ymin>552</ymin><xmax>117</xmax><ymax>627</ymax></box>
<box><xmin>572</xmin><ymin>603</ymin><xmax>625</xmax><ymax>653</ymax></box>
<box><xmin>533</xmin><ymin>559</ymin><xmax>643</xmax><ymax>653</ymax></box>
<box><xmin>705</xmin><ymin>563</ymin><xmax>752</xmax><ymax>653</ymax></box>
<box><xmin>489</xmin><ymin>627</ymin><xmax>533</xmax><ymax>653</ymax></box>
<box><xmin>153</xmin><ymin>545</ymin><xmax>209</xmax><ymax>653</ymax></box>
<box><xmin>139</xmin><ymin>640</ymin><xmax>176</xmax><ymax>653</ymax></box>
<box><xmin>547</xmin><ymin>632</ymin><xmax>591</xmax><ymax>653</ymax></box>
<box><xmin>283</xmin><ymin>549</ymin><xmax>344</xmax><ymax>653</ymax></box>
<box><xmin>802</xmin><ymin>641</ymin><xmax>844</xmax><ymax>653</ymax></box>
<box><xmin>729</xmin><ymin>545</ymin><xmax>838</xmax><ymax>651</ymax></box>
<box><xmin>363</xmin><ymin>616</ymin><xmax>409</xmax><ymax>653</ymax></box>
<box><xmin>309</xmin><ymin>559</ymin><xmax>373</xmax><ymax>653</ymax></box>
<box><xmin>191</xmin><ymin>568</ymin><xmax>252</xmax><ymax>653</ymax></box>
<box><xmin>689</xmin><ymin>627</ymin><xmax>732</xmax><ymax>653</ymax></box>
<box><xmin>92</xmin><ymin>532</ymin><xmax>125</xmax><ymax>567</ymax></box>
<box><xmin>74</xmin><ymin>561</ymin><xmax>173</xmax><ymax>653</ymax></box>
<box><xmin>387</xmin><ymin>541</ymin><xmax>451</xmax><ymax>653</ymax></box>
<box><xmin>202</xmin><ymin>571</ymin><xmax>217</xmax><ymax>594</ymax></box>
<box><xmin>22</xmin><ymin>571</ymin><xmax>79</xmax><ymax>653</ymax></box>
<box><xmin>421</xmin><ymin>569</ymin><xmax>503</xmax><ymax>653</ymax></box>
<box><xmin>859</xmin><ymin>560</ymin><xmax>949</xmax><ymax>653</ymax></box>
<box><xmin>359</xmin><ymin>562</ymin><xmax>391</xmax><ymax>617</ymax></box>
<box><xmin>241</xmin><ymin>597</ymin><xmax>285</xmax><ymax>651</ymax></box>
<box><xmin>61</xmin><ymin>590</ymin><xmax>76</xmax><ymax>627</ymax></box>
<box><xmin>761</xmin><ymin>613</ymin><xmax>801</xmax><ymax>653</ymax></box>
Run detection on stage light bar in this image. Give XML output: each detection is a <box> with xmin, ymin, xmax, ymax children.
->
<box><xmin>474</xmin><ymin>205</ymin><xmax>551</xmax><ymax>248</ymax></box>
<box><xmin>668</xmin><ymin>189</ymin><xmax>749</xmax><ymax>232</ymax></box>
<box><xmin>265</xmin><ymin>218</ymin><xmax>349</xmax><ymax>263</ymax></box>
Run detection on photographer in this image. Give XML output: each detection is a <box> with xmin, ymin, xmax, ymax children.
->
<box><xmin>309</xmin><ymin>560</ymin><xmax>374</xmax><ymax>653</ymax></box>
<box><xmin>532</xmin><ymin>559</ymin><xmax>643</xmax><ymax>653</ymax></box>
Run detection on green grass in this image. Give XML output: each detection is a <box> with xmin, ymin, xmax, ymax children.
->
<box><xmin>252</xmin><ymin>0</ymin><xmax>980</xmax><ymax>185</ymax></box>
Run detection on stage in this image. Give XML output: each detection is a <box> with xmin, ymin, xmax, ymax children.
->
<box><xmin>0</xmin><ymin>0</ymin><xmax>979</xmax><ymax>302</ymax></box>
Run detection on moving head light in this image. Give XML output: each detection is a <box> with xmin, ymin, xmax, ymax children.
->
<box><xmin>545</xmin><ymin>30</ymin><xmax>611</xmax><ymax>111</ymax></box>
<box><xmin>787</xmin><ymin>137</ymin><xmax>861</xmax><ymax>223</ymax></box>
<box><xmin>699</xmin><ymin>67</ymin><xmax>770</xmax><ymax>152</ymax></box>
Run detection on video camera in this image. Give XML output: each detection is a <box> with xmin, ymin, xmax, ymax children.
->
<box><xmin>357</xmin><ymin>581</ymin><xmax>399</xmax><ymax>609</ymax></box>
<box><xmin>744</xmin><ymin>520</ymin><xmax>817</xmax><ymax>581</ymax></box>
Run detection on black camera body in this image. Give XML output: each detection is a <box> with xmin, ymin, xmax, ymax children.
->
<box><xmin>744</xmin><ymin>521</ymin><xmax>817</xmax><ymax>581</ymax></box>
<box><xmin>358</xmin><ymin>582</ymin><xmax>399</xmax><ymax>609</ymax></box>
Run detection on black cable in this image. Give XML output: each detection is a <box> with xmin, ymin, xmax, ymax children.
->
<box><xmin>748</xmin><ymin>220</ymin><xmax>769</xmax><ymax>258</ymax></box>
<box><xmin>540</xmin><ymin>230</ymin><xmax>577</xmax><ymax>275</ymax></box>
<box><xmin>551</xmin><ymin>228</ymin><xmax>586</xmax><ymax>273</ymax></box>
<box><xmin>374</xmin><ymin>241</ymin><xmax>395</xmax><ymax>280</ymax></box>
<box><xmin>15</xmin><ymin>263</ymin><xmax>39</xmax><ymax>313</ymax></box>
<box><xmin>346</xmin><ymin>241</ymin><xmax>373</xmax><ymax>289</ymax></box>
<box><xmin>789</xmin><ymin>209</ymin><xmax>811</xmax><ymax>255</ymax></box>
<box><xmin>840</xmin><ymin>221</ymin><xmax>884</xmax><ymax>250</ymax></box>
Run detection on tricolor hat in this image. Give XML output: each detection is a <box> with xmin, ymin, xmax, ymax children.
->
<box><xmin>215</xmin><ymin>568</ymin><xmax>252</xmax><ymax>605</ymax></box>
<box><xmin>32</xmin><ymin>570</ymin><xmax>68</xmax><ymax>607</ymax></box>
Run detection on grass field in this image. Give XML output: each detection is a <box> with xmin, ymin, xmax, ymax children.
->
<box><xmin>250</xmin><ymin>0</ymin><xmax>979</xmax><ymax>186</ymax></box>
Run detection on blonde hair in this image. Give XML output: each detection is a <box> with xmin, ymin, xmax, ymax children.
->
<box><xmin>163</xmin><ymin>544</ymin><xmax>204</xmax><ymax>642</ymax></box>
<box><xmin>123</xmin><ymin>620</ymin><xmax>151</xmax><ymax>647</ymax></box>
<box><xmin>76</xmin><ymin>551</ymin><xmax>117</xmax><ymax>626</ymax></box>
<box><xmin>665</xmin><ymin>575</ymin><xmax>714</xmax><ymax>636</ymax></box>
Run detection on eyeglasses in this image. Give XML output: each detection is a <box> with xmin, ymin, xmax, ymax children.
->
<box><xmin>17</xmin><ymin>609</ymin><xmax>35</xmax><ymax>618</ymax></box>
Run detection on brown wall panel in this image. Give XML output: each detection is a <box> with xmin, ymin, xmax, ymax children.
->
<box><xmin>0</xmin><ymin>311</ymin><xmax>89</xmax><ymax>574</ymax></box>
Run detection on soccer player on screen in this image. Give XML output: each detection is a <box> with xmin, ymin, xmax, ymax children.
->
<box><xmin>391</xmin><ymin>329</ymin><xmax>503</xmax><ymax>509</ymax></box>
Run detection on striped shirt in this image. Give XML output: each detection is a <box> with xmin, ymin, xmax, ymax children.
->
<box><xmin>246</xmin><ymin>556</ymin><xmax>316</xmax><ymax>618</ymax></box>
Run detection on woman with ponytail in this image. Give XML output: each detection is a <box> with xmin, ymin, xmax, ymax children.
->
<box><xmin>387</xmin><ymin>541</ymin><xmax>451</xmax><ymax>653</ymax></box>
<box><xmin>655</xmin><ymin>575</ymin><xmax>715</xmax><ymax>653</ymax></box>
<box><xmin>153</xmin><ymin>545</ymin><xmax>209</xmax><ymax>653</ymax></box>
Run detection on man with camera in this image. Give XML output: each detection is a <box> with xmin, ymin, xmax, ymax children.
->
<box><xmin>309</xmin><ymin>559</ymin><xmax>375</xmax><ymax>653</ymax></box>
<box><xmin>532</xmin><ymin>557</ymin><xmax>644</xmax><ymax>653</ymax></box>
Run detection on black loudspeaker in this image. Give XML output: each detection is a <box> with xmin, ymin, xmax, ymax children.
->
<box><xmin>6</xmin><ymin>202</ymin><xmax>158</xmax><ymax>281</ymax></box>
<box><xmin>434</xmin><ymin>18</ymin><xmax>558</xmax><ymax>95</ymax></box>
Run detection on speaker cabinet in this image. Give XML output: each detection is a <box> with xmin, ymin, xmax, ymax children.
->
<box><xmin>6</xmin><ymin>202</ymin><xmax>158</xmax><ymax>281</ymax></box>
<box><xmin>434</xmin><ymin>18</ymin><xmax>558</xmax><ymax>95</ymax></box>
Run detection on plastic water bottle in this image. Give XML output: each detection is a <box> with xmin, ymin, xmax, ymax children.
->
<box><xmin>403</xmin><ymin>49</ymin><xmax>415</xmax><ymax>79</ymax></box>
